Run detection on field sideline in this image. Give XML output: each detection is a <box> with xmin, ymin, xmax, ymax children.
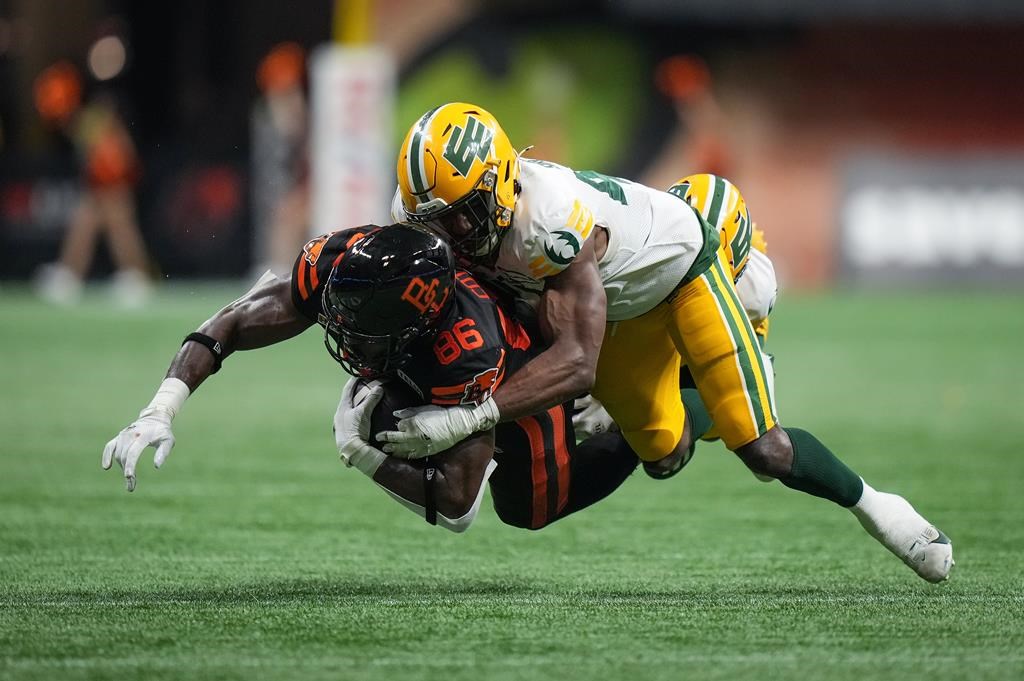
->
<box><xmin>1</xmin><ymin>285</ymin><xmax>1022</xmax><ymax>680</ymax></box>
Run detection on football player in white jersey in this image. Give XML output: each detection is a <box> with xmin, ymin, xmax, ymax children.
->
<box><xmin>374</xmin><ymin>102</ymin><xmax>952</xmax><ymax>583</ymax></box>
<box><xmin>570</xmin><ymin>174</ymin><xmax>778</xmax><ymax>451</ymax></box>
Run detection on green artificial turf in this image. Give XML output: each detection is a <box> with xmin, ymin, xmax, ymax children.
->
<box><xmin>1</xmin><ymin>285</ymin><xmax>1022</xmax><ymax>680</ymax></box>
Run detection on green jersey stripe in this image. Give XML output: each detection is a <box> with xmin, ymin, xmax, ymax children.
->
<box><xmin>701</xmin><ymin>269</ymin><xmax>762</xmax><ymax>433</ymax></box>
<box><xmin>712</xmin><ymin>257</ymin><xmax>777</xmax><ymax>423</ymax></box>
<box><xmin>677</xmin><ymin>204</ymin><xmax>721</xmax><ymax>285</ymax></box>
<box><xmin>708</xmin><ymin>259</ymin><xmax>770</xmax><ymax>431</ymax></box>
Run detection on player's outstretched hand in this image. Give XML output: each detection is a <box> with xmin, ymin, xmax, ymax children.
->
<box><xmin>378</xmin><ymin>398</ymin><xmax>499</xmax><ymax>458</ymax></box>
<box><xmin>572</xmin><ymin>394</ymin><xmax>619</xmax><ymax>440</ymax></box>
<box><xmin>334</xmin><ymin>379</ymin><xmax>387</xmax><ymax>476</ymax></box>
<box><xmin>101</xmin><ymin>407</ymin><xmax>175</xmax><ymax>492</ymax></box>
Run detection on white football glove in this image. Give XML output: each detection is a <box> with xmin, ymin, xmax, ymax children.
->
<box><xmin>572</xmin><ymin>394</ymin><xmax>619</xmax><ymax>440</ymax></box>
<box><xmin>102</xmin><ymin>378</ymin><xmax>189</xmax><ymax>492</ymax></box>
<box><xmin>377</xmin><ymin>398</ymin><xmax>500</xmax><ymax>458</ymax></box>
<box><xmin>334</xmin><ymin>379</ymin><xmax>387</xmax><ymax>477</ymax></box>
<box><xmin>102</xmin><ymin>407</ymin><xmax>176</xmax><ymax>492</ymax></box>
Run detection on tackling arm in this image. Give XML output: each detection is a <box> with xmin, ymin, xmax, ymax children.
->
<box><xmin>491</xmin><ymin>236</ymin><xmax>607</xmax><ymax>421</ymax></box>
<box><xmin>378</xmin><ymin>238</ymin><xmax>607</xmax><ymax>457</ymax></box>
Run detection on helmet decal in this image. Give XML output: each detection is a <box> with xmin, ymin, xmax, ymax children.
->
<box><xmin>729</xmin><ymin>207</ymin><xmax>752</xmax><ymax>270</ymax></box>
<box><xmin>668</xmin><ymin>173</ymin><xmax>753</xmax><ymax>276</ymax></box>
<box><xmin>398</xmin><ymin>103</ymin><xmax>521</xmax><ymax>264</ymax></box>
<box><xmin>407</xmin><ymin>105</ymin><xmax>442</xmax><ymax>198</ymax></box>
<box><xmin>322</xmin><ymin>223</ymin><xmax>456</xmax><ymax>378</ymax></box>
<box><xmin>442</xmin><ymin>115</ymin><xmax>494</xmax><ymax>178</ymax></box>
<box><xmin>400</xmin><ymin>276</ymin><xmax>450</xmax><ymax>315</ymax></box>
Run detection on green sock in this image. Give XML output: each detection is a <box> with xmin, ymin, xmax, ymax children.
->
<box><xmin>780</xmin><ymin>428</ymin><xmax>864</xmax><ymax>507</ymax></box>
<box><xmin>681</xmin><ymin>389</ymin><xmax>713</xmax><ymax>441</ymax></box>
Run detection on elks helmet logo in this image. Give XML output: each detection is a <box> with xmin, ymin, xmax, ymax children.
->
<box><xmin>442</xmin><ymin>114</ymin><xmax>494</xmax><ymax>178</ymax></box>
<box><xmin>461</xmin><ymin>366</ymin><xmax>501</xmax><ymax>405</ymax></box>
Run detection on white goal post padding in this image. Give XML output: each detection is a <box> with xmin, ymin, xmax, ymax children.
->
<box><xmin>310</xmin><ymin>45</ymin><xmax>396</xmax><ymax>236</ymax></box>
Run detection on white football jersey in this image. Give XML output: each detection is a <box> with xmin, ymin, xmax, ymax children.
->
<box><xmin>393</xmin><ymin>158</ymin><xmax>712</xmax><ymax>321</ymax></box>
<box><xmin>735</xmin><ymin>248</ymin><xmax>778</xmax><ymax>323</ymax></box>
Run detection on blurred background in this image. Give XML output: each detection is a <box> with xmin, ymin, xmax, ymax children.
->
<box><xmin>3</xmin><ymin>5</ymin><xmax>1024</xmax><ymax>678</ymax></box>
<box><xmin>2</xmin><ymin>0</ymin><xmax>1024</xmax><ymax>300</ymax></box>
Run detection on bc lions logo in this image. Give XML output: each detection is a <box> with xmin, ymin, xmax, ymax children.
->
<box><xmin>461</xmin><ymin>366</ymin><xmax>501</xmax><ymax>405</ymax></box>
<box><xmin>303</xmin><ymin>235</ymin><xmax>329</xmax><ymax>266</ymax></box>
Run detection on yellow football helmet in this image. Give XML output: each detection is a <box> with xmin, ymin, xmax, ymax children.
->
<box><xmin>667</xmin><ymin>174</ymin><xmax>753</xmax><ymax>279</ymax></box>
<box><xmin>397</xmin><ymin>102</ymin><xmax>519</xmax><ymax>263</ymax></box>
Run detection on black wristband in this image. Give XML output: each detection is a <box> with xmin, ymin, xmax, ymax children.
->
<box><xmin>423</xmin><ymin>459</ymin><xmax>438</xmax><ymax>526</ymax></box>
<box><xmin>182</xmin><ymin>332</ymin><xmax>225</xmax><ymax>374</ymax></box>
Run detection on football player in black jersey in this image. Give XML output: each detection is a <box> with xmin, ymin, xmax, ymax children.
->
<box><xmin>103</xmin><ymin>223</ymin><xmax>638</xmax><ymax>532</ymax></box>
<box><xmin>321</xmin><ymin>224</ymin><xmax>639</xmax><ymax>530</ymax></box>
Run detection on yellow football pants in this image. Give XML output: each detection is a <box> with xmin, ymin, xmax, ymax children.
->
<box><xmin>592</xmin><ymin>251</ymin><xmax>777</xmax><ymax>461</ymax></box>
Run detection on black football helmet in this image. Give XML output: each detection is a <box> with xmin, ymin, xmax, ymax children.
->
<box><xmin>323</xmin><ymin>223</ymin><xmax>456</xmax><ymax>378</ymax></box>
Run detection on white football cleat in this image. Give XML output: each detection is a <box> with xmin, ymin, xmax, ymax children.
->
<box><xmin>851</xmin><ymin>483</ymin><xmax>954</xmax><ymax>583</ymax></box>
<box><xmin>901</xmin><ymin>524</ymin><xmax>954</xmax><ymax>583</ymax></box>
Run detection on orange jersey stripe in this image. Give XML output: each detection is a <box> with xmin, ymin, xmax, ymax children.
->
<box><xmin>430</xmin><ymin>351</ymin><xmax>506</xmax><ymax>400</ymax></box>
<box><xmin>331</xmin><ymin>231</ymin><xmax>367</xmax><ymax>269</ymax></box>
<box><xmin>429</xmin><ymin>363</ymin><xmax>506</xmax><ymax>403</ymax></box>
<box><xmin>297</xmin><ymin>257</ymin><xmax>310</xmax><ymax>300</ymax></box>
<box><xmin>549</xmin><ymin>406</ymin><xmax>570</xmax><ymax>513</ymax></box>
<box><xmin>519</xmin><ymin>415</ymin><xmax>548</xmax><ymax>529</ymax></box>
<box><xmin>432</xmin><ymin>385</ymin><xmax>467</xmax><ymax>397</ymax></box>
<box><xmin>497</xmin><ymin>306</ymin><xmax>530</xmax><ymax>351</ymax></box>
<box><xmin>345</xmin><ymin>231</ymin><xmax>366</xmax><ymax>249</ymax></box>
<box><xmin>309</xmin><ymin>260</ymin><xmax>319</xmax><ymax>290</ymax></box>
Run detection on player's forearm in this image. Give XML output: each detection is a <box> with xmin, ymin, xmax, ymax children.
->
<box><xmin>371</xmin><ymin>433</ymin><xmax>495</xmax><ymax>520</ymax></box>
<box><xmin>491</xmin><ymin>343</ymin><xmax>596</xmax><ymax>422</ymax></box>
<box><xmin>373</xmin><ymin>459</ymin><xmax>472</xmax><ymax>519</ymax></box>
<box><xmin>167</xmin><ymin>274</ymin><xmax>312</xmax><ymax>393</ymax></box>
<box><xmin>492</xmin><ymin>249</ymin><xmax>606</xmax><ymax>422</ymax></box>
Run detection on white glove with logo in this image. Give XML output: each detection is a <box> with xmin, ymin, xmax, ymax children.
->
<box><xmin>102</xmin><ymin>378</ymin><xmax>189</xmax><ymax>492</ymax></box>
<box><xmin>572</xmin><ymin>394</ymin><xmax>618</xmax><ymax>440</ymax></box>
<box><xmin>334</xmin><ymin>379</ymin><xmax>387</xmax><ymax>477</ymax></box>
<box><xmin>377</xmin><ymin>398</ymin><xmax>500</xmax><ymax>458</ymax></box>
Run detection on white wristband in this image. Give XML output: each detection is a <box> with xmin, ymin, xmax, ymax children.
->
<box><xmin>142</xmin><ymin>378</ymin><xmax>191</xmax><ymax>420</ymax></box>
<box><xmin>475</xmin><ymin>397</ymin><xmax>500</xmax><ymax>430</ymax></box>
<box><xmin>346</xmin><ymin>443</ymin><xmax>387</xmax><ymax>478</ymax></box>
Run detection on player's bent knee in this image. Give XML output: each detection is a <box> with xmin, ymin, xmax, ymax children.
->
<box><xmin>734</xmin><ymin>426</ymin><xmax>793</xmax><ymax>479</ymax></box>
<box><xmin>492</xmin><ymin>503</ymin><xmax>545</xmax><ymax>531</ymax></box>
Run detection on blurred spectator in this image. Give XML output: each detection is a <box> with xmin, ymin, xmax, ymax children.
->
<box><xmin>250</xmin><ymin>42</ymin><xmax>309</xmax><ymax>276</ymax></box>
<box><xmin>642</xmin><ymin>54</ymin><xmax>733</xmax><ymax>190</ymax></box>
<box><xmin>32</xmin><ymin>60</ymin><xmax>151</xmax><ymax>307</ymax></box>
